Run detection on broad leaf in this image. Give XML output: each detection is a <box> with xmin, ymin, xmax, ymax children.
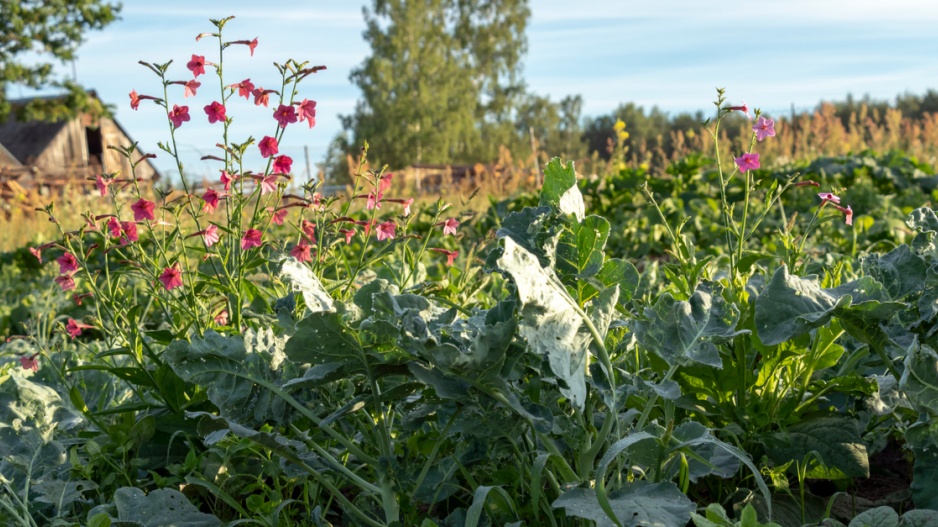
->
<box><xmin>285</xmin><ymin>311</ymin><xmax>365</xmax><ymax>367</ymax></box>
<box><xmin>552</xmin><ymin>481</ymin><xmax>694</xmax><ymax>527</ymax></box>
<box><xmin>900</xmin><ymin>340</ymin><xmax>938</xmax><ymax>415</ymax></box>
<box><xmin>765</xmin><ymin>416</ymin><xmax>869</xmax><ymax>479</ymax></box>
<box><xmin>540</xmin><ymin>158</ymin><xmax>584</xmax><ymax>221</ymax></box>
<box><xmin>497</xmin><ymin>236</ymin><xmax>591</xmax><ymax>409</ymax></box>
<box><xmin>632</xmin><ymin>283</ymin><xmax>743</xmax><ymax>368</ymax></box>
<box><xmin>848</xmin><ymin>506</ymin><xmax>899</xmax><ymax>527</ymax></box>
<box><xmin>556</xmin><ymin>214</ymin><xmax>610</xmax><ymax>279</ymax></box>
<box><xmin>861</xmin><ymin>245</ymin><xmax>928</xmax><ymax>301</ymax></box>
<box><xmin>111</xmin><ymin>487</ymin><xmax>222</xmax><ymax>527</ymax></box>
<box><xmin>280</xmin><ymin>258</ymin><xmax>334</xmax><ymax>312</ymax></box>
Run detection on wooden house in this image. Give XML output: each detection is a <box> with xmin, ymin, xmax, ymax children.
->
<box><xmin>0</xmin><ymin>94</ymin><xmax>160</xmax><ymax>205</ymax></box>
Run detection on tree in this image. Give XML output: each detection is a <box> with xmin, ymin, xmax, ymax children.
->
<box><xmin>0</xmin><ymin>0</ymin><xmax>121</xmax><ymax>121</ymax></box>
<box><xmin>339</xmin><ymin>0</ymin><xmax>529</xmax><ymax>170</ymax></box>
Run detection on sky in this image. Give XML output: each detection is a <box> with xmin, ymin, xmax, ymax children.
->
<box><xmin>12</xmin><ymin>0</ymin><xmax>938</xmax><ymax>181</ymax></box>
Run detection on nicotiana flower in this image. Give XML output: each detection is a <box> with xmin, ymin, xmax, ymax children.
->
<box><xmin>376</xmin><ymin>221</ymin><xmax>396</xmax><ymax>241</ymax></box>
<box><xmin>753</xmin><ymin>116</ymin><xmax>776</xmax><ymax>141</ymax></box>
<box><xmin>96</xmin><ymin>175</ymin><xmax>111</xmax><ymax>196</ymax></box>
<box><xmin>273</xmin><ymin>155</ymin><xmax>293</xmax><ymax>174</ymax></box>
<box><xmin>131</xmin><ymin>199</ymin><xmax>156</xmax><ymax>221</ymax></box>
<box><xmin>66</xmin><ymin>318</ymin><xmax>94</xmax><ymax>338</ymax></box>
<box><xmin>202</xmin><ymin>188</ymin><xmax>223</xmax><ymax>214</ymax></box>
<box><xmin>259</xmin><ymin>136</ymin><xmax>279</xmax><ymax>158</ymax></box>
<box><xmin>273</xmin><ymin>104</ymin><xmax>298</xmax><ymax>128</ymax></box>
<box><xmin>55</xmin><ymin>274</ymin><xmax>76</xmax><ymax>291</ymax></box>
<box><xmin>727</xmin><ymin>102</ymin><xmax>751</xmax><ymax>119</ymax></box>
<box><xmin>187</xmin><ymin>54</ymin><xmax>206</xmax><ymax>77</ymax></box>
<box><xmin>339</xmin><ymin>228</ymin><xmax>356</xmax><ymax>244</ymax></box>
<box><xmin>296</xmin><ymin>99</ymin><xmax>317</xmax><ymax>128</ymax></box>
<box><xmin>121</xmin><ymin>221</ymin><xmax>139</xmax><ymax>243</ymax></box>
<box><xmin>57</xmin><ymin>252</ymin><xmax>79</xmax><ymax>274</ymax></box>
<box><xmin>734</xmin><ymin>153</ymin><xmax>760</xmax><ymax>172</ymax></box>
<box><xmin>301</xmin><ymin>220</ymin><xmax>316</xmax><ymax>241</ymax></box>
<box><xmin>439</xmin><ymin>218</ymin><xmax>459</xmax><ymax>236</ymax></box>
<box><xmin>168</xmin><ymin>105</ymin><xmax>191</xmax><ymax>128</ymax></box>
<box><xmin>230</xmin><ymin>79</ymin><xmax>254</xmax><ymax>99</ymax></box>
<box><xmin>202</xmin><ymin>224</ymin><xmax>220</xmax><ymax>247</ymax></box>
<box><xmin>19</xmin><ymin>355</ymin><xmax>39</xmax><ymax>372</ymax></box>
<box><xmin>159</xmin><ymin>264</ymin><xmax>183</xmax><ymax>291</ymax></box>
<box><xmin>220</xmin><ymin>170</ymin><xmax>235</xmax><ymax>191</ymax></box>
<box><xmin>241</xmin><ymin>229</ymin><xmax>263</xmax><ymax>250</ymax></box>
<box><xmin>818</xmin><ymin>192</ymin><xmax>841</xmax><ymax>204</ymax></box>
<box><xmin>290</xmin><ymin>242</ymin><xmax>313</xmax><ymax>263</ymax></box>
<box><xmin>429</xmin><ymin>248</ymin><xmax>459</xmax><ymax>266</ymax></box>
<box><xmin>204</xmin><ymin>101</ymin><xmax>226</xmax><ymax>124</ymax></box>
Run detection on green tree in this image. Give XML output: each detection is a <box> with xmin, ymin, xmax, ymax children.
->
<box><xmin>0</xmin><ymin>0</ymin><xmax>121</xmax><ymax>121</ymax></box>
<box><xmin>339</xmin><ymin>0</ymin><xmax>529</xmax><ymax>170</ymax></box>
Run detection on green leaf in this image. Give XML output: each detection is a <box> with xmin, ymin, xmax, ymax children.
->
<box><xmin>285</xmin><ymin>311</ymin><xmax>365</xmax><ymax>367</ymax></box>
<box><xmin>111</xmin><ymin>487</ymin><xmax>223</xmax><ymax>527</ymax></box>
<box><xmin>900</xmin><ymin>340</ymin><xmax>938</xmax><ymax>415</ymax></box>
<box><xmin>496</xmin><ymin>236</ymin><xmax>591</xmax><ymax>409</ymax></box>
<box><xmin>540</xmin><ymin>158</ymin><xmax>584</xmax><ymax>221</ymax></box>
<box><xmin>87</xmin><ymin>512</ymin><xmax>112</xmax><ymax>527</ymax></box>
<box><xmin>280</xmin><ymin>258</ymin><xmax>335</xmax><ymax>313</ymax></box>
<box><xmin>164</xmin><ymin>329</ymin><xmax>293</xmax><ymax>426</ymax></box>
<box><xmin>556</xmin><ymin>214</ymin><xmax>610</xmax><ymax>279</ymax></box>
<box><xmin>910</xmin><ymin>442</ymin><xmax>938</xmax><ymax>510</ymax></box>
<box><xmin>861</xmin><ymin>245</ymin><xmax>928</xmax><ymax>301</ymax></box>
<box><xmin>465</xmin><ymin>485</ymin><xmax>517</xmax><ymax>527</ymax></box>
<box><xmin>632</xmin><ymin>282</ymin><xmax>744</xmax><ymax>368</ymax></box>
<box><xmin>765</xmin><ymin>416</ymin><xmax>869</xmax><ymax>479</ymax></box>
<box><xmin>848</xmin><ymin>506</ymin><xmax>899</xmax><ymax>527</ymax></box>
<box><xmin>552</xmin><ymin>482</ymin><xmax>695</xmax><ymax>527</ymax></box>
<box><xmin>900</xmin><ymin>509</ymin><xmax>938</xmax><ymax>527</ymax></box>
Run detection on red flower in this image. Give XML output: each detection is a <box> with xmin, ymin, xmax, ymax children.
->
<box><xmin>168</xmin><ymin>104</ymin><xmax>190</xmax><ymax>128</ymax></box>
<box><xmin>187</xmin><ymin>54</ymin><xmax>206</xmax><ymax>77</ymax></box>
<box><xmin>202</xmin><ymin>224</ymin><xmax>220</xmax><ymax>247</ymax></box>
<box><xmin>302</xmin><ymin>220</ymin><xmax>316</xmax><ymax>241</ymax></box>
<box><xmin>73</xmin><ymin>292</ymin><xmax>93</xmax><ymax>306</ymax></box>
<box><xmin>259</xmin><ymin>136</ymin><xmax>279</xmax><ymax>158</ymax></box>
<box><xmin>66</xmin><ymin>318</ymin><xmax>94</xmax><ymax>338</ymax></box>
<box><xmin>290</xmin><ymin>242</ymin><xmax>313</xmax><ymax>263</ymax></box>
<box><xmin>184</xmin><ymin>80</ymin><xmax>200</xmax><ymax>98</ymax></box>
<box><xmin>55</xmin><ymin>275</ymin><xmax>76</xmax><ymax>291</ymax></box>
<box><xmin>241</xmin><ymin>229</ymin><xmax>263</xmax><ymax>250</ymax></box>
<box><xmin>202</xmin><ymin>188</ymin><xmax>223</xmax><ymax>213</ymax></box>
<box><xmin>270</xmin><ymin>207</ymin><xmax>288</xmax><ymax>225</ymax></box>
<box><xmin>230</xmin><ymin>38</ymin><xmax>259</xmax><ymax>56</ymax></box>
<box><xmin>429</xmin><ymin>248</ymin><xmax>459</xmax><ymax>266</ymax></box>
<box><xmin>120</xmin><ymin>221</ymin><xmax>139</xmax><ymax>243</ymax></box>
<box><xmin>831</xmin><ymin>204</ymin><xmax>854</xmax><ymax>226</ymax></box>
<box><xmin>159</xmin><ymin>263</ymin><xmax>184</xmax><ymax>290</ymax></box>
<box><xmin>252</xmin><ymin>88</ymin><xmax>272</xmax><ymax>107</ymax></box>
<box><xmin>376</xmin><ymin>221</ymin><xmax>396</xmax><ymax>241</ymax></box>
<box><xmin>129</xmin><ymin>90</ymin><xmax>158</xmax><ymax>110</ymax></box>
<box><xmin>204</xmin><ymin>101</ymin><xmax>227</xmax><ymax>124</ymax></box>
<box><xmin>366</xmin><ymin>192</ymin><xmax>382</xmax><ymax>210</ymax></box>
<box><xmin>28</xmin><ymin>246</ymin><xmax>43</xmax><ymax>263</ymax></box>
<box><xmin>379</xmin><ymin>173</ymin><xmax>393</xmax><ymax>194</ymax></box>
<box><xmin>339</xmin><ymin>228</ymin><xmax>355</xmax><ymax>244</ymax></box>
<box><xmin>56</xmin><ymin>252</ymin><xmax>79</xmax><ymax>274</ymax></box>
<box><xmin>727</xmin><ymin>102</ymin><xmax>751</xmax><ymax>119</ymax></box>
<box><xmin>273</xmin><ymin>155</ymin><xmax>292</xmax><ymax>174</ymax></box>
<box><xmin>96</xmin><ymin>175</ymin><xmax>111</xmax><ymax>196</ymax></box>
<box><xmin>229</xmin><ymin>78</ymin><xmax>254</xmax><ymax>99</ymax></box>
<box><xmin>131</xmin><ymin>199</ymin><xmax>156</xmax><ymax>221</ymax></box>
<box><xmin>273</xmin><ymin>104</ymin><xmax>298</xmax><ymax>128</ymax></box>
<box><xmin>107</xmin><ymin>217</ymin><xmax>121</xmax><ymax>238</ymax></box>
<box><xmin>19</xmin><ymin>355</ymin><xmax>39</xmax><ymax>372</ymax></box>
<box><xmin>296</xmin><ymin>99</ymin><xmax>317</xmax><ymax>128</ymax></box>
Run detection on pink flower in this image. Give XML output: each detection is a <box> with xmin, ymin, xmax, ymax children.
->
<box><xmin>376</xmin><ymin>221</ymin><xmax>396</xmax><ymax>241</ymax></box>
<box><xmin>107</xmin><ymin>217</ymin><xmax>121</xmax><ymax>238</ymax></box>
<box><xmin>402</xmin><ymin>198</ymin><xmax>414</xmax><ymax>216</ymax></box>
<box><xmin>273</xmin><ymin>155</ymin><xmax>292</xmax><ymax>174</ymax></box>
<box><xmin>727</xmin><ymin>102</ymin><xmax>751</xmax><ymax>119</ymax></box>
<box><xmin>204</xmin><ymin>101</ymin><xmax>227</xmax><ymax>124</ymax></box>
<box><xmin>366</xmin><ymin>192</ymin><xmax>382</xmax><ymax>210</ymax></box>
<box><xmin>230</xmin><ymin>38</ymin><xmax>258</xmax><ymax>56</ymax></box>
<box><xmin>273</xmin><ymin>104</ymin><xmax>298</xmax><ymax>128</ymax></box>
<box><xmin>19</xmin><ymin>355</ymin><xmax>38</xmax><ymax>372</ymax></box>
<box><xmin>753</xmin><ymin>116</ymin><xmax>776</xmax><ymax>141</ymax></box>
<box><xmin>129</xmin><ymin>90</ymin><xmax>158</xmax><ymax>111</ymax></box>
<box><xmin>259</xmin><ymin>136</ymin><xmax>279</xmax><ymax>158</ymax></box>
<box><xmin>252</xmin><ymin>88</ymin><xmax>271</xmax><ymax>107</ymax></box>
<box><xmin>290</xmin><ymin>242</ymin><xmax>313</xmax><ymax>263</ymax></box>
<box><xmin>187</xmin><ymin>54</ymin><xmax>206</xmax><ymax>77</ymax></box>
<box><xmin>220</xmin><ymin>170</ymin><xmax>235</xmax><ymax>191</ymax></box>
<box><xmin>340</xmin><ymin>228</ymin><xmax>355</xmax><ymax>244</ymax></box>
<box><xmin>120</xmin><ymin>221</ymin><xmax>139</xmax><ymax>243</ymax></box>
<box><xmin>29</xmin><ymin>246</ymin><xmax>43</xmax><ymax>263</ymax></box>
<box><xmin>379</xmin><ymin>173</ymin><xmax>393</xmax><ymax>194</ymax></box>
<box><xmin>301</xmin><ymin>220</ymin><xmax>316</xmax><ymax>241</ymax></box>
<box><xmin>270</xmin><ymin>207</ymin><xmax>288</xmax><ymax>225</ymax></box>
<box><xmin>202</xmin><ymin>224</ymin><xmax>220</xmax><ymax>247</ymax></box>
<box><xmin>734</xmin><ymin>153</ymin><xmax>760</xmax><ymax>173</ymax></box>
<box><xmin>259</xmin><ymin>174</ymin><xmax>278</xmax><ymax>195</ymax></box>
<box><xmin>231</xmin><ymin>79</ymin><xmax>254</xmax><ymax>99</ymax></box>
<box><xmin>168</xmin><ymin>104</ymin><xmax>190</xmax><ymax>128</ymax></box>
<box><xmin>818</xmin><ymin>192</ymin><xmax>841</xmax><ymax>204</ymax></box>
<box><xmin>73</xmin><ymin>292</ymin><xmax>93</xmax><ymax>305</ymax></box>
<box><xmin>440</xmin><ymin>218</ymin><xmax>459</xmax><ymax>236</ymax></box>
<box><xmin>55</xmin><ymin>275</ymin><xmax>76</xmax><ymax>291</ymax></box>
<box><xmin>159</xmin><ymin>264</ymin><xmax>184</xmax><ymax>291</ymax></box>
<box><xmin>184</xmin><ymin>80</ymin><xmax>200</xmax><ymax>98</ymax></box>
<box><xmin>296</xmin><ymin>99</ymin><xmax>317</xmax><ymax>128</ymax></box>
<box><xmin>57</xmin><ymin>252</ymin><xmax>79</xmax><ymax>274</ymax></box>
<box><xmin>241</xmin><ymin>229</ymin><xmax>263</xmax><ymax>250</ymax></box>
<box><xmin>429</xmin><ymin>248</ymin><xmax>459</xmax><ymax>266</ymax></box>
<box><xmin>131</xmin><ymin>199</ymin><xmax>156</xmax><ymax>221</ymax></box>
<box><xmin>66</xmin><ymin>318</ymin><xmax>94</xmax><ymax>338</ymax></box>
<box><xmin>96</xmin><ymin>175</ymin><xmax>111</xmax><ymax>196</ymax></box>
<box><xmin>202</xmin><ymin>188</ymin><xmax>223</xmax><ymax>214</ymax></box>
<box><xmin>831</xmin><ymin>204</ymin><xmax>854</xmax><ymax>226</ymax></box>
<box><xmin>214</xmin><ymin>309</ymin><xmax>229</xmax><ymax>326</ymax></box>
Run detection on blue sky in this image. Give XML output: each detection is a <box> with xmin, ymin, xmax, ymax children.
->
<box><xmin>12</xmin><ymin>0</ymin><xmax>938</xmax><ymax>180</ymax></box>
